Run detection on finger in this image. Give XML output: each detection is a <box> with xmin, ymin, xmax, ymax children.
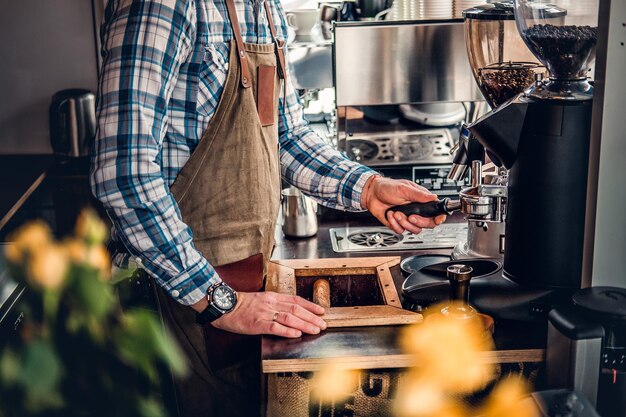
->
<box><xmin>400</xmin><ymin>182</ymin><xmax>438</xmax><ymax>203</ymax></box>
<box><xmin>400</xmin><ymin>179</ymin><xmax>431</xmax><ymax>194</ymax></box>
<box><xmin>274</xmin><ymin>311</ymin><xmax>321</xmax><ymax>335</ymax></box>
<box><xmin>407</xmin><ymin>214</ymin><xmax>438</xmax><ymax>229</ymax></box>
<box><xmin>386</xmin><ymin>210</ymin><xmax>405</xmax><ymax>234</ymax></box>
<box><xmin>277</xmin><ymin>301</ymin><xmax>327</xmax><ymax>330</ymax></box>
<box><xmin>263</xmin><ymin>320</ymin><xmax>302</xmax><ymax>338</ymax></box>
<box><xmin>394</xmin><ymin>212</ymin><xmax>423</xmax><ymax>235</ymax></box>
<box><xmin>434</xmin><ymin>214</ymin><xmax>447</xmax><ymax>225</ymax></box>
<box><xmin>279</xmin><ymin>294</ymin><xmax>325</xmax><ymax>315</ymax></box>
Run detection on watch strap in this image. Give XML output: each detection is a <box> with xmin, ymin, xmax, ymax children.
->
<box><xmin>196</xmin><ymin>303</ymin><xmax>223</xmax><ymax>325</ymax></box>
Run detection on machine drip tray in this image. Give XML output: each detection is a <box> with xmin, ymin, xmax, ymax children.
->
<box><xmin>329</xmin><ymin>224</ymin><xmax>467</xmax><ymax>253</ymax></box>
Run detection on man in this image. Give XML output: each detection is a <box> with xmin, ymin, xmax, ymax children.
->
<box><xmin>90</xmin><ymin>0</ymin><xmax>445</xmax><ymax>416</ymax></box>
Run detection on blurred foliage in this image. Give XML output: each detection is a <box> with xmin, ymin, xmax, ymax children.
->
<box><xmin>0</xmin><ymin>210</ymin><xmax>187</xmax><ymax>417</ymax></box>
<box><xmin>310</xmin><ymin>302</ymin><xmax>540</xmax><ymax>417</ymax></box>
<box><xmin>395</xmin><ymin>305</ymin><xmax>539</xmax><ymax>417</ymax></box>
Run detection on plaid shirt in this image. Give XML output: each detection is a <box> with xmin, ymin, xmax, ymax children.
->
<box><xmin>90</xmin><ymin>0</ymin><xmax>376</xmax><ymax>305</ymax></box>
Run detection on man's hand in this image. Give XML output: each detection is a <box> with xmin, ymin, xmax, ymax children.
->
<box><xmin>362</xmin><ymin>176</ymin><xmax>446</xmax><ymax>235</ymax></box>
<box><xmin>211</xmin><ymin>291</ymin><xmax>327</xmax><ymax>338</ymax></box>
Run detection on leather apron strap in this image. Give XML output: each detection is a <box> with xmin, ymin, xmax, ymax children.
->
<box><xmin>263</xmin><ymin>1</ymin><xmax>287</xmax><ymax>81</ymax></box>
<box><xmin>225</xmin><ymin>0</ymin><xmax>287</xmax><ymax>99</ymax></box>
<box><xmin>224</xmin><ymin>0</ymin><xmax>252</xmax><ymax>88</ymax></box>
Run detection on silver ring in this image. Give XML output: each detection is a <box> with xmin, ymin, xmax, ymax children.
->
<box><xmin>272</xmin><ymin>311</ymin><xmax>280</xmax><ymax>322</ymax></box>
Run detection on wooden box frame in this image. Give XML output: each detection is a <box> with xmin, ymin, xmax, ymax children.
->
<box><xmin>266</xmin><ymin>256</ymin><xmax>422</xmax><ymax>328</ymax></box>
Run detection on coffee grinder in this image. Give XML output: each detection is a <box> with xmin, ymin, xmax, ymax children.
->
<box><xmin>468</xmin><ymin>0</ymin><xmax>599</xmax><ymax>290</ymax></box>
<box><xmin>449</xmin><ymin>2</ymin><xmax>549</xmax><ymax>260</ymax></box>
<box><xmin>391</xmin><ymin>2</ymin><xmax>553</xmax><ymax>261</ymax></box>
<box><xmin>396</xmin><ymin>0</ymin><xmax>600</xmax><ymax>322</ymax></box>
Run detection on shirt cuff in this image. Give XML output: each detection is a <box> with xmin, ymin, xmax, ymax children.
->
<box><xmin>337</xmin><ymin>166</ymin><xmax>378</xmax><ymax>211</ymax></box>
<box><xmin>159</xmin><ymin>259</ymin><xmax>221</xmax><ymax>306</ymax></box>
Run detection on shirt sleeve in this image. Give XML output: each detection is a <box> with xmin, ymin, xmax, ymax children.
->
<box><xmin>90</xmin><ymin>0</ymin><xmax>219</xmax><ymax>306</ymax></box>
<box><xmin>277</xmin><ymin>48</ymin><xmax>377</xmax><ymax>212</ymax></box>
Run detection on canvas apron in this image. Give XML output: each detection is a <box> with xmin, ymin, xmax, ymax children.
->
<box><xmin>150</xmin><ymin>1</ymin><xmax>286</xmax><ymax>415</ymax></box>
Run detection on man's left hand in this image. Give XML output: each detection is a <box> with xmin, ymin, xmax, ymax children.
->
<box><xmin>361</xmin><ymin>176</ymin><xmax>446</xmax><ymax>235</ymax></box>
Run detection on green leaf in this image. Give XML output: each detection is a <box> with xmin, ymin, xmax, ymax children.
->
<box><xmin>0</xmin><ymin>349</ymin><xmax>20</xmax><ymax>384</ymax></box>
<box><xmin>115</xmin><ymin>310</ymin><xmax>188</xmax><ymax>381</ymax></box>
<box><xmin>111</xmin><ymin>264</ymin><xmax>138</xmax><ymax>285</ymax></box>
<box><xmin>146</xmin><ymin>316</ymin><xmax>188</xmax><ymax>377</ymax></box>
<box><xmin>18</xmin><ymin>341</ymin><xmax>63</xmax><ymax>411</ymax></box>
<box><xmin>72</xmin><ymin>271</ymin><xmax>114</xmax><ymax>318</ymax></box>
<box><xmin>138</xmin><ymin>397</ymin><xmax>168</xmax><ymax>417</ymax></box>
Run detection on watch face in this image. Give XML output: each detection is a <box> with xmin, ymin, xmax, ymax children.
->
<box><xmin>212</xmin><ymin>285</ymin><xmax>235</xmax><ymax>311</ymax></box>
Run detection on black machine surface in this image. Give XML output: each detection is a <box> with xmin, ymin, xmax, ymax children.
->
<box><xmin>401</xmin><ymin>257</ymin><xmax>566</xmax><ymax>322</ymax></box>
<box><xmin>522</xmin><ymin>389</ymin><xmax>601</xmax><ymax>417</ymax></box>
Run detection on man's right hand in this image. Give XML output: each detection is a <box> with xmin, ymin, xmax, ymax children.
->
<box><xmin>211</xmin><ymin>291</ymin><xmax>327</xmax><ymax>338</ymax></box>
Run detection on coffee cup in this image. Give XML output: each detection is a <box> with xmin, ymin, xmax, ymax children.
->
<box><xmin>285</xmin><ymin>9</ymin><xmax>321</xmax><ymax>41</ymax></box>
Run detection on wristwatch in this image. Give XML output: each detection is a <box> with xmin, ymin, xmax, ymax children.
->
<box><xmin>196</xmin><ymin>282</ymin><xmax>238</xmax><ymax>325</ymax></box>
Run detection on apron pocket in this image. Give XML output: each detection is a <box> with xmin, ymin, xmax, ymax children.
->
<box><xmin>196</xmin><ymin>42</ymin><xmax>231</xmax><ymax>118</ymax></box>
<box><xmin>257</xmin><ymin>65</ymin><xmax>276</xmax><ymax>127</ymax></box>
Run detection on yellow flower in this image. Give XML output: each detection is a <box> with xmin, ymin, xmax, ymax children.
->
<box><xmin>27</xmin><ymin>243</ymin><xmax>69</xmax><ymax>289</ymax></box>
<box><xmin>480</xmin><ymin>376</ymin><xmax>538</xmax><ymax>417</ymax></box>
<box><xmin>310</xmin><ymin>362</ymin><xmax>360</xmax><ymax>402</ymax></box>
<box><xmin>394</xmin><ymin>377</ymin><xmax>466</xmax><ymax>417</ymax></box>
<box><xmin>399</xmin><ymin>304</ymin><xmax>496</xmax><ymax>393</ymax></box>
<box><xmin>75</xmin><ymin>209</ymin><xmax>108</xmax><ymax>245</ymax></box>
<box><xmin>64</xmin><ymin>238</ymin><xmax>88</xmax><ymax>263</ymax></box>
<box><xmin>5</xmin><ymin>221</ymin><xmax>52</xmax><ymax>263</ymax></box>
<box><xmin>4</xmin><ymin>243</ymin><xmax>22</xmax><ymax>264</ymax></box>
<box><xmin>86</xmin><ymin>245</ymin><xmax>111</xmax><ymax>280</ymax></box>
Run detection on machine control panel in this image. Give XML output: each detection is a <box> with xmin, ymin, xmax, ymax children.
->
<box><xmin>412</xmin><ymin>165</ymin><xmax>469</xmax><ymax>197</ymax></box>
<box><xmin>603</xmin><ymin>347</ymin><xmax>626</xmax><ymax>372</ymax></box>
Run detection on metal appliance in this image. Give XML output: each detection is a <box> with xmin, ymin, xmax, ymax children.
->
<box><xmin>281</xmin><ymin>187</ymin><xmax>318</xmax><ymax>238</ymax></box>
<box><xmin>449</xmin><ymin>2</ymin><xmax>548</xmax><ymax>260</ymax></box>
<box><xmin>381</xmin><ymin>4</ymin><xmax>554</xmax><ymax>260</ymax></box>
<box><xmin>333</xmin><ymin>20</ymin><xmax>483</xmax><ymax>193</ymax></box>
<box><xmin>468</xmin><ymin>0</ymin><xmax>598</xmax><ymax>289</ymax></box>
<box><xmin>329</xmin><ymin>223</ymin><xmax>467</xmax><ymax>253</ymax></box>
<box><xmin>49</xmin><ymin>89</ymin><xmax>96</xmax><ymax>158</ymax></box>
<box><xmin>519</xmin><ymin>390</ymin><xmax>601</xmax><ymax>417</ymax></box>
<box><xmin>546</xmin><ymin>287</ymin><xmax>626</xmax><ymax>417</ymax></box>
<box><xmin>0</xmin><ymin>244</ymin><xmax>26</xmax><ymax>351</ymax></box>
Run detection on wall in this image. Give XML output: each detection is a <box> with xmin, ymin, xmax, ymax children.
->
<box><xmin>0</xmin><ymin>0</ymin><xmax>99</xmax><ymax>154</ymax></box>
<box><xmin>587</xmin><ymin>0</ymin><xmax>626</xmax><ymax>288</ymax></box>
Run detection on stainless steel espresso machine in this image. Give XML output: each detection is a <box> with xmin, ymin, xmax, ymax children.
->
<box><xmin>332</xmin><ymin>19</ymin><xmax>483</xmax><ymax>196</ymax></box>
<box><xmin>328</xmin><ymin>19</ymin><xmax>486</xmax><ymax>253</ymax></box>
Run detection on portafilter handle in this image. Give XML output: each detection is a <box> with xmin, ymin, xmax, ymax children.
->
<box><xmin>386</xmin><ymin>198</ymin><xmax>461</xmax><ymax>219</ymax></box>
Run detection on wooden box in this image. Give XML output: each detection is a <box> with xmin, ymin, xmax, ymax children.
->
<box><xmin>266</xmin><ymin>257</ymin><xmax>422</xmax><ymax>328</ymax></box>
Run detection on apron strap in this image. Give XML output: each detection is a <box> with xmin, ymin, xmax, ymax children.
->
<box><xmin>263</xmin><ymin>1</ymin><xmax>287</xmax><ymax>81</ymax></box>
<box><xmin>262</xmin><ymin>1</ymin><xmax>289</xmax><ymax>110</ymax></box>
<box><xmin>225</xmin><ymin>0</ymin><xmax>252</xmax><ymax>88</ymax></box>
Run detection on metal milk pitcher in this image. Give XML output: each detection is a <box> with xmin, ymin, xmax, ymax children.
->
<box><xmin>281</xmin><ymin>187</ymin><xmax>318</xmax><ymax>238</ymax></box>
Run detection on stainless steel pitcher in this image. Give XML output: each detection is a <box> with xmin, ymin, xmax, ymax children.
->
<box><xmin>49</xmin><ymin>89</ymin><xmax>96</xmax><ymax>158</ymax></box>
<box><xmin>281</xmin><ymin>187</ymin><xmax>318</xmax><ymax>238</ymax></box>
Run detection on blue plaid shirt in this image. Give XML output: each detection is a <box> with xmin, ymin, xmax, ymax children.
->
<box><xmin>90</xmin><ymin>0</ymin><xmax>376</xmax><ymax>305</ymax></box>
